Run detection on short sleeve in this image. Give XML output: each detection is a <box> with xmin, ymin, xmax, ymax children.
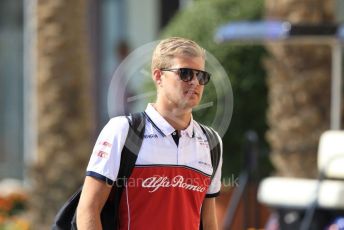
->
<box><xmin>205</xmin><ymin>131</ymin><xmax>223</xmax><ymax>198</ymax></box>
<box><xmin>86</xmin><ymin>116</ymin><xmax>129</xmax><ymax>183</ymax></box>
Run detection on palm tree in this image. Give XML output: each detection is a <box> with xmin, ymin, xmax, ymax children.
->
<box><xmin>264</xmin><ymin>0</ymin><xmax>335</xmax><ymax>177</ymax></box>
<box><xmin>30</xmin><ymin>0</ymin><xmax>94</xmax><ymax>228</ymax></box>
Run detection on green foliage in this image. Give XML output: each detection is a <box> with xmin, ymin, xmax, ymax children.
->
<box><xmin>160</xmin><ymin>0</ymin><xmax>271</xmax><ymax>177</ymax></box>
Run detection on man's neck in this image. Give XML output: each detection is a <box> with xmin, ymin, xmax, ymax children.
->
<box><xmin>152</xmin><ymin>102</ymin><xmax>192</xmax><ymax>131</ymax></box>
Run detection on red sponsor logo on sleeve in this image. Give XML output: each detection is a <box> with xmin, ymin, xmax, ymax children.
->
<box><xmin>102</xmin><ymin>141</ymin><xmax>112</xmax><ymax>147</ymax></box>
<box><xmin>97</xmin><ymin>141</ymin><xmax>112</xmax><ymax>148</ymax></box>
<box><xmin>96</xmin><ymin>151</ymin><xmax>108</xmax><ymax>158</ymax></box>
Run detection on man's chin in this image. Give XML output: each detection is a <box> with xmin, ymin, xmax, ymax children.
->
<box><xmin>178</xmin><ymin>99</ymin><xmax>200</xmax><ymax>110</ymax></box>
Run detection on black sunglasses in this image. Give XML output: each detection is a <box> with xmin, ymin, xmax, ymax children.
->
<box><xmin>160</xmin><ymin>68</ymin><xmax>211</xmax><ymax>85</ymax></box>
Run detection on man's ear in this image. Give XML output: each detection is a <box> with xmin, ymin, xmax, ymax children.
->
<box><xmin>152</xmin><ymin>69</ymin><xmax>162</xmax><ymax>86</ymax></box>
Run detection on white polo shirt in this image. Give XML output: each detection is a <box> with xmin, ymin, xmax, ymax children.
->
<box><xmin>86</xmin><ymin>103</ymin><xmax>223</xmax><ymax>230</ymax></box>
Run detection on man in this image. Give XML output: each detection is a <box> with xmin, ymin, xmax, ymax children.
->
<box><xmin>77</xmin><ymin>37</ymin><xmax>223</xmax><ymax>230</ymax></box>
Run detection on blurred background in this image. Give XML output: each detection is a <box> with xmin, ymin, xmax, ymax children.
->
<box><xmin>1</xmin><ymin>0</ymin><xmax>344</xmax><ymax>229</ymax></box>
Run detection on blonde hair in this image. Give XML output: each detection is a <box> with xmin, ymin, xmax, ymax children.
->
<box><xmin>151</xmin><ymin>37</ymin><xmax>205</xmax><ymax>72</ymax></box>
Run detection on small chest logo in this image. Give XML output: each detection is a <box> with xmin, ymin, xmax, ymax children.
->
<box><xmin>198</xmin><ymin>161</ymin><xmax>212</xmax><ymax>168</ymax></box>
<box><xmin>196</xmin><ymin>136</ymin><xmax>209</xmax><ymax>148</ymax></box>
<box><xmin>144</xmin><ymin>134</ymin><xmax>158</xmax><ymax>139</ymax></box>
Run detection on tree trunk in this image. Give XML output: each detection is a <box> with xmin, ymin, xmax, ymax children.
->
<box><xmin>30</xmin><ymin>0</ymin><xmax>94</xmax><ymax>228</ymax></box>
<box><xmin>264</xmin><ymin>0</ymin><xmax>335</xmax><ymax>177</ymax></box>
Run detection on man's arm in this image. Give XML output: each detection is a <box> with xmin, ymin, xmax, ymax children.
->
<box><xmin>76</xmin><ymin>176</ymin><xmax>112</xmax><ymax>230</ymax></box>
<box><xmin>201</xmin><ymin>198</ymin><xmax>218</xmax><ymax>230</ymax></box>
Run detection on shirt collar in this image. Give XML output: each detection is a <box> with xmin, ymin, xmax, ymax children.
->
<box><xmin>145</xmin><ymin>103</ymin><xmax>195</xmax><ymax>138</ymax></box>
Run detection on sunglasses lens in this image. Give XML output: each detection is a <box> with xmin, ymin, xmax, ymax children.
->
<box><xmin>197</xmin><ymin>72</ymin><xmax>205</xmax><ymax>85</ymax></box>
<box><xmin>178</xmin><ymin>68</ymin><xmax>210</xmax><ymax>85</ymax></box>
<box><xmin>197</xmin><ymin>71</ymin><xmax>210</xmax><ymax>85</ymax></box>
<box><xmin>179</xmin><ymin>68</ymin><xmax>193</xmax><ymax>82</ymax></box>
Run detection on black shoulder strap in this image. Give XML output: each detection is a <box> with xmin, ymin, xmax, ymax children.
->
<box><xmin>65</xmin><ymin>112</ymin><xmax>146</xmax><ymax>230</ymax></box>
<box><xmin>198</xmin><ymin>124</ymin><xmax>221</xmax><ymax>230</ymax></box>
<box><xmin>199</xmin><ymin>124</ymin><xmax>221</xmax><ymax>181</ymax></box>
<box><xmin>117</xmin><ymin>112</ymin><xmax>146</xmax><ymax>182</ymax></box>
<box><xmin>106</xmin><ymin>112</ymin><xmax>146</xmax><ymax>229</ymax></box>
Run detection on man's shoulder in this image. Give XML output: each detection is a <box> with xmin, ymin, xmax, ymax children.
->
<box><xmin>104</xmin><ymin>116</ymin><xmax>129</xmax><ymax>133</ymax></box>
<box><xmin>108</xmin><ymin>115</ymin><xmax>128</xmax><ymax>124</ymax></box>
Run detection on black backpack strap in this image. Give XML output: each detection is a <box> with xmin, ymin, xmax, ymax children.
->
<box><xmin>199</xmin><ymin>124</ymin><xmax>221</xmax><ymax>181</ymax></box>
<box><xmin>198</xmin><ymin>124</ymin><xmax>221</xmax><ymax>230</ymax></box>
<box><xmin>118</xmin><ymin>112</ymin><xmax>146</xmax><ymax>181</ymax></box>
<box><xmin>62</xmin><ymin>112</ymin><xmax>146</xmax><ymax>230</ymax></box>
<box><xmin>108</xmin><ymin>112</ymin><xmax>146</xmax><ymax>229</ymax></box>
